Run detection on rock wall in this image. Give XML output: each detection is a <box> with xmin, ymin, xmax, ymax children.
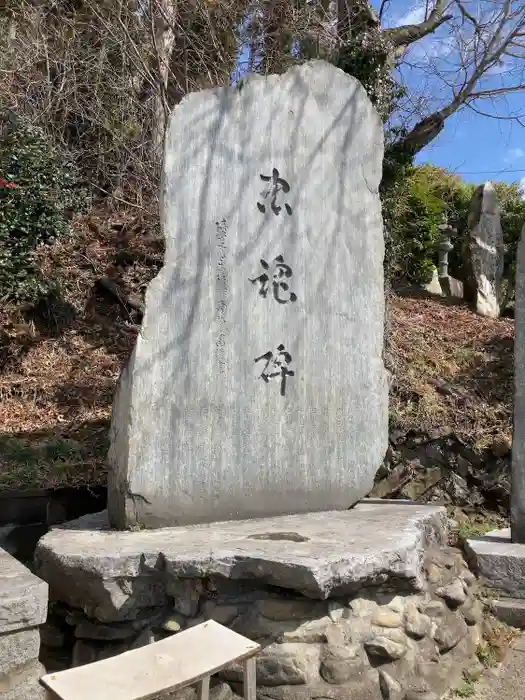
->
<box><xmin>39</xmin><ymin>546</ymin><xmax>482</xmax><ymax>700</ymax></box>
<box><xmin>0</xmin><ymin>549</ymin><xmax>48</xmax><ymax>699</ymax></box>
<box><xmin>373</xmin><ymin>428</ymin><xmax>510</xmax><ymax>516</ymax></box>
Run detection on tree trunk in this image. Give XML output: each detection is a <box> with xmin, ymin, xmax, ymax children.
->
<box><xmin>150</xmin><ymin>0</ymin><xmax>176</xmax><ymax>166</ymax></box>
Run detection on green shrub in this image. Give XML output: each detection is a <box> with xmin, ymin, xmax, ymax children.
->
<box><xmin>383</xmin><ymin>164</ymin><xmax>474</xmax><ymax>284</ymax></box>
<box><xmin>0</xmin><ymin>115</ymin><xmax>90</xmax><ymax>304</ymax></box>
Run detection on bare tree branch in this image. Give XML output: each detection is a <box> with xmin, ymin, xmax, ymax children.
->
<box><xmin>383</xmin><ymin>0</ymin><xmax>453</xmax><ymax>48</ymax></box>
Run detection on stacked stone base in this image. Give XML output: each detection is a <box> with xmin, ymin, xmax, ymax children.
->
<box><xmin>35</xmin><ymin>502</ymin><xmax>484</xmax><ymax>700</ymax></box>
<box><xmin>0</xmin><ymin>550</ymin><xmax>48</xmax><ymax>699</ymax></box>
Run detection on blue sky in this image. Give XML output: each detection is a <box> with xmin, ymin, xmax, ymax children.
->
<box><xmin>374</xmin><ymin>0</ymin><xmax>525</xmax><ymax>192</ymax></box>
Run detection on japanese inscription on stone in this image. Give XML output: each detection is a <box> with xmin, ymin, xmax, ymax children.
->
<box><xmin>252</xmin><ymin>168</ymin><xmax>295</xmax><ymax>394</ymax></box>
<box><xmin>254</xmin><ymin>344</ymin><xmax>295</xmax><ymax>397</ymax></box>
<box><xmin>257</xmin><ymin>168</ymin><xmax>292</xmax><ymax>216</ymax></box>
<box><xmin>249</xmin><ymin>255</ymin><xmax>297</xmax><ymax>304</ymax></box>
<box><xmin>107</xmin><ymin>61</ymin><xmax>389</xmax><ymax>528</ymax></box>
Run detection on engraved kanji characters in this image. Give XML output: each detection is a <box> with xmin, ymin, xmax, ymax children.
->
<box><xmin>257</xmin><ymin>168</ymin><xmax>292</xmax><ymax>215</ymax></box>
<box><xmin>254</xmin><ymin>344</ymin><xmax>295</xmax><ymax>396</ymax></box>
<box><xmin>249</xmin><ymin>254</ymin><xmax>297</xmax><ymax>304</ymax></box>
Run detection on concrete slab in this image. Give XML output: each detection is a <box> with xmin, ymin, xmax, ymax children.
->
<box><xmin>489</xmin><ymin>598</ymin><xmax>525</xmax><ymax>628</ymax></box>
<box><xmin>0</xmin><ymin>549</ymin><xmax>48</xmax><ymax>634</ymax></box>
<box><xmin>34</xmin><ymin>502</ymin><xmax>447</xmax><ymax>621</ymax></box>
<box><xmin>465</xmin><ymin>528</ymin><xmax>525</xmax><ymax>598</ymax></box>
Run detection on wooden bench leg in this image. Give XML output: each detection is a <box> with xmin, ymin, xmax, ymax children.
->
<box><xmin>243</xmin><ymin>657</ymin><xmax>257</xmax><ymax>700</ymax></box>
<box><xmin>197</xmin><ymin>675</ymin><xmax>210</xmax><ymax>700</ymax></box>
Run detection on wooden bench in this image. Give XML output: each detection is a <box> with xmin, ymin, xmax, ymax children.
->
<box><xmin>40</xmin><ymin>620</ymin><xmax>261</xmax><ymax>700</ymax></box>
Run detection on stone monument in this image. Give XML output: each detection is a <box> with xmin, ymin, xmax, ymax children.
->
<box><xmin>462</xmin><ymin>181</ymin><xmax>504</xmax><ymax>318</ymax></box>
<box><xmin>512</xmin><ymin>224</ymin><xmax>525</xmax><ymax>543</ymax></box>
<box><xmin>465</xmin><ymin>224</ymin><xmax>525</xmax><ymax>622</ymax></box>
<box><xmin>108</xmin><ymin>60</ymin><xmax>388</xmax><ymax>529</ymax></box>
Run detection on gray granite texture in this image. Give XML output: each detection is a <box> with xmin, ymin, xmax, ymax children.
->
<box><xmin>462</xmin><ymin>181</ymin><xmax>504</xmax><ymax>318</ymax></box>
<box><xmin>34</xmin><ymin>502</ymin><xmax>447</xmax><ymax>621</ymax></box>
<box><xmin>107</xmin><ymin>59</ymin><xmax>388</xmax><ymax>529</ymax></box>
<box><xmin>0</xmin><ymin>548</ymin><xmax>48</xmax><ymax>634</ymax></box>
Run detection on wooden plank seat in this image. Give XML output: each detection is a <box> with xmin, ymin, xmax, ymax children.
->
<box><xmin>40</xmin><ymin>620</ymin><xmax>261</xmax><ymax>700</ymax></box>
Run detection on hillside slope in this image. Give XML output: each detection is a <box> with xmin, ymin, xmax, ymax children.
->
<box><xmin>0</xmin><ymin>212</ymin><xmax>515</xmax><ymax>504</ymax></box>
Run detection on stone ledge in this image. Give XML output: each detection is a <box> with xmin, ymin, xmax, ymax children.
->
<box><xmin>465</xmin><ymin>528</ymin><xmax>525</xmax><ymax>598</ymax></box>
<box><xmin>0</xmin><ymin>549</ymin><xmax>48</xmax><ymax>634</ymax></box>
<box><xmin>34</xmin><ymin>502</ymin><xmax>447</xmax><ymax>621</ymax></box>
<box><xmin>0</xmin><ymin>660</ymin><xmax>47</xmax><ymax>700</ymax></box>
<box><xmin>489</xmin><ymin>598</ymin><xmax>525</xmax><ymax>628</ymax></box>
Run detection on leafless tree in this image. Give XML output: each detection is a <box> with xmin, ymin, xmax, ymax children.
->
<box><xmin>378</xmin><ymin>0</ymin><xmax>525</xmax><ymax>155</ymax></box>
<box><xmin>0</xmin><ymin>0</ymin><xmax>523</xmax><ymax>203</ymax></box>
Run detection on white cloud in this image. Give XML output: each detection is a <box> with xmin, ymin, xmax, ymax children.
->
<box><xmin>504</xmin><ymin>147</ymin><xmax>525</xmax><ymax>163</ymax></box>
<box><xmin>393</xmin><ymin>3</ymin><xmax>427</xmax><ymax>27</ymax></box>
<box><xmin>409</xmin><ymin>35</ymin><xmax>455</xmax><ymax>62</ymax></box>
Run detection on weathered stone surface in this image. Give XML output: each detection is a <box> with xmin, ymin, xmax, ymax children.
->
<box><xmin>74</xmin><ymin>612</ymin><xmax>156</xmax><ymax>640</ymax></box>
<box><xmin>489</xmin><ymin>597</ymin><xmax>525</xmax><ymax>627</ymax></box>
<box><xmin>202</xmin><ymin>602</ymin><xmax>240</xmax><ymax>625</ymax></box>
<box><xmin>0</xmin><ymin>660</ymin><xmax>47</xmax><ymax>700</ymax></box>
<box><xmin>40</xmin><ymin>622</ymin><xmax>66</xmax><ymax>648</ymax></box>
<box><xmin>432</xmin><ymin>615</ymin><xmax>468</xmax><ymax>653</ymax></box>
<box><xmin>435</xmin><ymin>579</ymin><xmax>467</xmax><ymax>608</ymax></box>
<box><xmin>403</xmin><ymin>602</ymin><xmax>431</xmax><ymax>639</ymax></box>
<box><xmin>513</xmin><ymin>225</ymin><xmax>525</xmax><ymax>543</ymax></box>
<box><xmin>0</xmin><ymin>628</ymin><xmax>40</xmax><ymax>676</ymax></box>
<box><xmin>462</xmin><ymin>181</ymin><xmax>504</xmax><ymax>318</ymax></box>
<box><xmin>167</xmin><ymin>579</ymin><xmax>203</xmax><ymax>617</ymax></box>
<box><xmin>371</xmin><ymin>611</ymin><xmax>403</xmax><ymax>628</ymax></box>
<box><xmin>256</xmin><ymin>677</ymin><xmax>383</xmax><ymax>700</ymax></box>
<box><xmin>348</xmin><ymin>598</ymin><xmax>378</xmax><ymax>617</ymax></box>
<box><xmin>320</xmin><ymin>644</ymin><xmax>361</xmax><ymax>684</ymax></box>
<box><xmin>257</xmin><ymin>599</ymin><xmax>327</xmax><ymax>621</ymax></box>
<box><xmin>420</xmin><ymin>601</ymin><xmax>446</xmax><ymax>619</ymax></box>
<box><xmin>460</xmin><ymin>569</ymin><xmax>476</xmax><ymax>587</ymax></box>
<box><xmin>386</xmin><ymin>597</ymin><xmax>406</xmax><ymax>614</ymax></box>
<box><xmin>232</xmin><ymin>610</ymin><xmax>333</xmax><ymax>644</ymax></box>
<box><xmin>465</xmin><ymin>528</ymin><xmax>525</xmax><ymax>597</ymax></box>
<box><xmin>0</xmin><ymin>549</ymin><xmax>48</xmax><ymax>634</ymax></box>
<box><xmin>107</xmin><ymin>59</ymin><xmax>388</xmax><ymax>529</ymax></box>
<box><xmin>72</xmin><ymin>639</ymin><xmax>99</xmax><ymax>666</ymax></box>
<box><xmin>460</xmin><ymin>599</ymin><xmax>483</xmax><ymax>626</ymax></box>
<box><xmin>363</xmin><ymin>631</ymin><xmax>408</xmax><ymax>660</ymax></box>
<box><xmin>34</xmin><ymin>503</ymin><xmax>447</xmax><ymax>619</ymax></box>
<box><xmin>378</xmin><ymin>670</ymin><xmax>404</xmax><ymax>700</ymax></box>
<box><xmin>404</xmin><ymin>692</ymin><xmax>438</xmax><ymax>700</ymax></box>
<box><xmin>221</xmin><ymin>643</ymin><xmax>318</xmax><ymax>686</ymax></box>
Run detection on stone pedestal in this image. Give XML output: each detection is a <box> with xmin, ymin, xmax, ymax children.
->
<box><xmin>34</xmin><ymin>502</ymin><xmax>484</xmax><ymax>700</ymax></box>
<box><xmin>0</xmin><ymin>549</ymin><xmax>48</xmax><ymax>699</ymax></box>
<box><xmin>465</xmin><ymin>528</ymin><xmax>525</xmax><ymax>628</ymax></box>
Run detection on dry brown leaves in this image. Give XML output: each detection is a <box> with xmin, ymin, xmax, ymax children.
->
<box><xmin>0</xmin><ymin>207</ymin><xmax>162</xmax><ymax>490</ymax></box>
<box><xmin>389</xmin><ymin>290</ymin><xmax>514</xmax><ymax>450</ymax></box>
<box><xmin>0</xmin><ymin>229</ymin><xmax>516</xmax><ymax>490</ymax></box>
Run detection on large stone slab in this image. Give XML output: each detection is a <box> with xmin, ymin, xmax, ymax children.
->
<box><xmin>0</xmin><ymin>660</ymin><xmax>47</xmax><ymax>700</ymax></box>
<box><xmin>0</xmin><ymin>628</ymin><xmax>41</xmax><ymax>676</ymax></box>
<box><xmin>34</xmin><ymin>502</ymin><xmax>447</xmax><ymax>621</ymax></box>
<box><xmin>465</xmin><ymin>528</ymin><xmax>525</xmax><ymax>597</ymax></box>
<box><xmin>462</xmin><ymin>181</ymin><xmax>504</xmax><ymax>318</ymax></box>
<box><xmin>512</xmin><ymin>224</ymin><xmax>525</xmax><ymax>543</ymax></box>
<box><xmin>107</xmin><ymin>59</ymin><xmax>388</xmax><ymax>529</ymax></box>
<box><xmin>0</xmin><ymin>549</ymin><xmax>48</xmax><ymax>634</ymax></box>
